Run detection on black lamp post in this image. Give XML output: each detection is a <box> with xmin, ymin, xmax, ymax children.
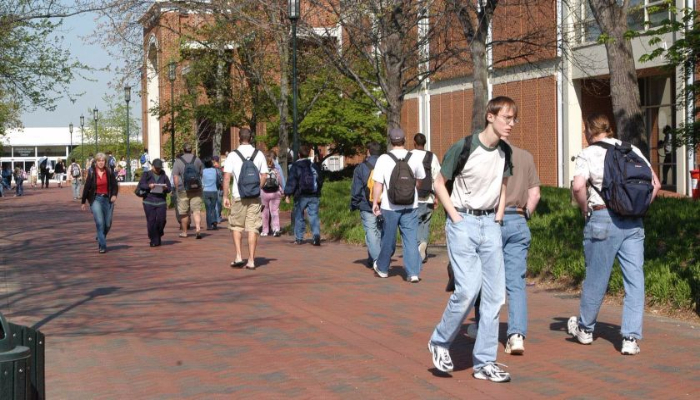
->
<box><xmin>80</xmin><ymin>114</ymin><xmax>84</xmax><ymax>162</ymax></box>
<box><xmin>289</xmin><ymin>0</ymin><xmax>300</xmax><ymax>162</ymax></box>
<box><xmin>168</xmin><ymin>61</ymin><xmax>177</xmax><ymax>164</ymax></box>
<box><xmin>69</xmin><ymin>122</ymin><xmax>73</xmax><ymax>158</ymax></box>
<box><xmin>125</xmin><ymin>86</ymin><xmax>131</xmax><ymax>181</ymax></box>
<box><xmin>93</xmin><ymin>107</ymin><xmax>99</xmax><ymax>153</ymax></box>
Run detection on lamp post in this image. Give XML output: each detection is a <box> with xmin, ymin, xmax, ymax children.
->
<box><xmin>80</xmin><ymin>114</ymin><xmax>84</xmax><ymax>162</ymax></box>
<box><xmin>125</xmin><ymin>86</ymin><xmax>131</xmax><ymax>181</ymax></box>
<box><xmin>288</xmin><ymin>0</ymin><xmax>300</xmax><ymax>162</ymax></box>
<box><xmin>69</xmin><ymin>122</ymin><xmax>73</xmax><ymax>159</ymax></box>
<box><xmin>168</xmin><ymin>61</ymin><xmax>177</xmax><ymax>164</ymax></box>
<box><xmin>93</xmin><ymin>107</ymin><xmax>99</xmax><ymax>154</ymax></box>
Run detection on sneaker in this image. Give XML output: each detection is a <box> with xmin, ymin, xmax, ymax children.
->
<box><xmin>260</xmin><ymin>232</ymin><xmax>268</xmax><ymax>237</ymax></box>
<box><xmin>621</xmin><ymin>337</ymin><xmax>640</xmax><ymax>355</ymax></box>
<box><xmin>409</xmin><ymin>275</ymin><xmax>420</xmax><ymax>283</ymax></box>
<box><xmin>418</xmin><ymin>242</ymin><xmax>428</xmax><ymax>263</ymax></box>
<box><xmin>505</xmin><ymin>334</ymin><xmax>525</xmax><ymax>355</ymax></box>
<box><xmin>373</xmin><ymin>261</ymin><xmax>388</xmax><ymax>278</ymax></box>
<box><xmin>312</xmin><ymin>236</ymin><xmax>321</xmax><ymax>246</ymax></box>
<box><xmin>294</xmin><ymin>239</ymin><xmax>303</xmax><ymax>245</ymax></box>
<box><xmin>466</xmin><ymin>324</ymin><xmax>478</xmax><ymax>339</ymax></box>
<box><xmin>567</xmin><ymin>316</ymin><xmax>593</xmax><ymax>344</ymax></box>
<box><xmin>473</xmin><ymin>363</ymin><xmax>511</xmax><ymax>383</ymax></box>
<box><xmin>427</xmin><ymin>342</ymin><xmax>454</xmax><ymax>373</ymax></box>
<box><xmin>273</xmin><ymin>231</ymin><xmax>281</xmax><ymax>237</ymax></box>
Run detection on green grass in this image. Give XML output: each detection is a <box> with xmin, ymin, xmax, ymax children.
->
<box><xmin>310</xmin><ymin>180</ymin><xmax>700</xmax><ymax>313</ymax></box>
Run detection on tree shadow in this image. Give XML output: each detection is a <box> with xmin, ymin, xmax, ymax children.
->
<box><xmin>32</xmin><ymin>287</ymin><xmax>121</xmax><ymax>330</ymax></box>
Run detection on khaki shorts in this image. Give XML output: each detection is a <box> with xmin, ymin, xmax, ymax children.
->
<box><xmin>177</xmin><ymin>190</ymin><xmax>203</xmax><ymax>214</ymax></box>
<box><xmin>229</xmin><ymin>197</ymin><xmax>262</xmax><ymax>233</ymax></box>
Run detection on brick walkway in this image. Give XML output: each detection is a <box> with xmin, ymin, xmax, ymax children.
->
<box><xmin>1</xmin><ymin>187</ymin><xmax>698</xmax><ymax>399</ymax></box>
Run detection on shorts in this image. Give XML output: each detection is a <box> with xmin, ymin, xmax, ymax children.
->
<box><xmin>229</xmin><ymin>197</ymin><xmax>262</xmax><ymax>233</ymax></box>
<box><xmin>177</xmin><ymin>190</ymin><xmax>203</xmax><ymax>214</ymax></box>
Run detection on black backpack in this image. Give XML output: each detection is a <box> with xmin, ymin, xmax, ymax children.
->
<box><xmin>590</xmin><ymin>141</ymin><xmax>653</xmax><ymax>217</ymax></box>
<box><xmin>445</xmin><ymin>134</ymin><xmax>512</xmax><ymax>195</ymax></box>
<box><xmin>417</xmin><ymin>151</ymin><xmax>434</xmax><ymax>198</ymax></box>
<box><xmin>298</xmin><ymin>161</ymin><xmax>319</xmax><ymax>195</ymax></box>
<box><xmin>235</xmin><ymin>149</ymin><xmax>261</xmax><ymax>198</ymax></box>
<box><xmin>39</xmin><ymin>159</ymin><xmax>48</xmax><ymax>172</ymax></box>
<box><xmin>178</xmin><ymin>155</ymin><xmax>202</xmax><ymax>191</ymax></box>
<box><xmin>262</xmin><ymin>170</ymin><xmax>280</xmax><ymax>193</ymax></box>
<box><xmin>387</xmin><ymin>152</ymin><xmax>415</xmax><ymax>205</ymax></box>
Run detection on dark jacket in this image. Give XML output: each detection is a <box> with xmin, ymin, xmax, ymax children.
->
<box><xmin>138</xmin><ymin>170</ymin><xmax>172</xmax><ymax>206</ymax></box>
<box><xmin>350</xmin><ymin>155</ymin><xmax>379</xmax><ymax>212</ymax></box>
<box><xmin>81</xmin><ymin>167</ymin><xmax>119</xmax><ymax>205</ymax></box>
<box><xmin>284</xmin><ymin>159</ymin><xmax>323</xmax><ymax>198</ymax></box>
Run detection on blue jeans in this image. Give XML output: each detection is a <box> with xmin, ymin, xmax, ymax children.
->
<box><xmin>91</xmin><ymin>196</ymin><xmax>114</xmax><ymax>250</ymax></box>
<box><xmin>294</xmin><ymin>196</ymin><xmax>320</xmax><ymax>240</ymax></box>
<box><xmin>203</xmin><ymin>191</ymin><xmax>218</xmax><ymax>228</ymax></box>
<box><xmin>578</xmin><ymin>209</ymin><xmax>645</xmax><ymax>339</ymax></box>
<box><xmin>360</xmin><ymin>210</ymin><xmax>383</xmax><ymax>263</ymax></box>
<box><xmin>15</xmin><ymin>178</ymin><xmax>24</xmax><ymax>196</ymax></box>
<box><xmin>430</xmin><ymin>213</ymin><xmax>505</xmax><ymax>370</ymax></box>
<box><xmin>416</xmin><ymin>202</ymin><xmax>434</xmax><ymax>245</ymax></box>
<box><xmin>72</xmin><ymin>179</ymin><xmax>82</xmax><ymax>198</ymax></box>
<box><xmin>376</xmin><ymin>208</ymin><xmax>421</xmax><ymax>278</ymax></box>
<box><xmin>502</xmin><ymin>212</ymin><xmax>531</xmax><ymax>337</ymax></box>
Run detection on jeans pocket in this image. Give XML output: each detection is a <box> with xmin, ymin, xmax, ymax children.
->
<box><xmin>584</xmin><ymin>220</ymin><xmax>609</xmax><ymax>241</ymax></box>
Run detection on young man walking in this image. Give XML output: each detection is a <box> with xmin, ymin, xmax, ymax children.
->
<box><xmin>222</xmin><ymin>128</ymin><xmax>268</xmax><ymax>269</ymax></box>
<box><xmin>172</xmin><ymin>143</ymin><xmax>204</xmax><ymax>239</ymax></box>
<box><xmin>371</xmin><ymin>128</ymin><xmax>426</xmax><ymax>282</ymax></box>
<box><xmin>428</xmin><ymin>96</ymin><xmax>515</xmax><ymax>382</ymax></box>
<box><xmin>411</xmin><ymin>133</ymin><xmax>441</xmax><ymax>263</ymax></box>
<box><xmin>69</xmin><ymin>158</ymin><xmax>83</xmax><ymax>200</ymax></box>
<box><xmin>350</xmin><ymin>142</ymin><xmax>383</xmax><ymax>267</ymax></box>
<box><xmin>284</xmin><ymin>144</ymin><xmax>323</xmax><ymax>245</ymax></box>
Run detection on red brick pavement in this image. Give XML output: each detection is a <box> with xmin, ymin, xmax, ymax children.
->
<box><xmin>1</xmin><ymin>188</ymin><xmax>699</xmax><ymax>399</ymax></box>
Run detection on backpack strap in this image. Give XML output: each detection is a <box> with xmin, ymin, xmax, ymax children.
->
<box><xmin>178</xmin><ymin>156</ymin><xmax>194</xmax><ymax>167</ymax></box>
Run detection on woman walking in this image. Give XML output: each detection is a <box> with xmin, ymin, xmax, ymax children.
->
<box><xmin>55</xmin><ymin>159</ymin><xmax>66</xmax><ymax>188</ymax></box>
<box><xmin>202</xmin><ymin>157</ymin><xmax>220</xmax><ymax>230</ymax></box>
<box><xmin>81</xmin><ymin>153</ymin><xmax>119</xmax><ymax>253</ymax></box>
<box><xmin>260</xmin><ymin>151</ymin><xmax>283</xmax><ymax>237</ymax></box>
<box><xmin>137</xmin><ymin>159</ymin><xmax>171</xmax><ymax>247</ymax></box>
<box><xmin>13</xmin><ymin>167</ymin><xmax>24</xmax><ymax>196</ymax></box>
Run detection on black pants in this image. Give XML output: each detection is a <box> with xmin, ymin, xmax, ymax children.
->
<box><xmin>40</xmin><ymin>171</ymin><xmax>50</xmax><ymax>187</ymax></box>
<box><xmin>143</xmin><ymin>203</ymin><xmax>167</xmax><ymax>245</ymax></box>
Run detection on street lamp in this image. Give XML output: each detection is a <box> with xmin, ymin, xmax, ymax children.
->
<box><xmin>80</xmin><ymin>114</ymin><xmax>85</xmax><ymax>162</ymax></box>
<box><xmin>124</xmin><ymin>86</ymin><xmax>131</xmax><ymax>181</ymax></box>
<box><xmin>288</xmin><ymin>0</ymin><xmax>300</xmax><ymax>162</ymax></box>
<box><xmin>93</xmin><ymin>107</ymin><xmax>99</xmax><ymax>153</ymax></box>
<box><xmin>69</xmin><ymin>122</ymin><xmax>73</xmax><ymax>159</ymax></box>
<box><xmin>168</xmin><ymin>61</ymin><xmax>177</xmax><ymax>164</ymax></box>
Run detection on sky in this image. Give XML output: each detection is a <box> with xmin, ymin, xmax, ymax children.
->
<box><xmin>20</xmin><ymin>11</ymin><xmax>141</xmax><ymax>129</ymax></box>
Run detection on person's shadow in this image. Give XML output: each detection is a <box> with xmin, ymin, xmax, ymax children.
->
<box><xmin>551</xmin><ymin>316</ymin><xmax>623</xmax><ymax>351</ymax></box>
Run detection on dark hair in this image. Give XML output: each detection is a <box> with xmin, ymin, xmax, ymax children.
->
<box><xmin>368</xmin><ymin>141</ymin><xmax>381</xmax><ymax>156</ymax></box>
<box><xmin>414</xmin><ymin>133</ymin><xmax>426</xmax><ymax>147</ymax></box>
<box><xmin>239</xmin><ymin>128</ymin><xmax>252</xmax><ymax>143</ymax></box>
<box><xmin>71</xmin><ymin>158</ymin><xmax>76</xmax><ymax>163</ymax></box>
<box><xmin>203</xmin><ymin>157</ymin><xmax>213</xmax><ymax>169</ymax></box>
<box><xmin>299</xmin><ymin>144</ymin><xmax>311</xmax><ymax>158</ymax></box>
<box><xmin>143</xmin><ymin>148</ymin><xmax>148</xmax><ymax>152</ymax></box>
<box><xmin>485</xmin><ymin>96</ymin><xmax>518</xmax><ymax>127</ymax></box>
<box><xmin>183</xmin><ymin>143</ymin><xmax>193</xmax><ymax>153</ymax></box>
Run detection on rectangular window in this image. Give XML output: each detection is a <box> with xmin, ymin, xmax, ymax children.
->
<box><xmin>13</xmin><ymin>147</ymin><xmax>35</xmax><ymax>157</ymax></box>
<box><xmin>576</xmin><ymin>0</ymin><xmax>672</xmax><ymax>44</ymax></box>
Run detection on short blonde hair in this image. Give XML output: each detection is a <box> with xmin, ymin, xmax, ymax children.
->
<box><xmin>94</xmin><ymin>152</ymin><xmax>107</xmax><ymax>161</ymax></box>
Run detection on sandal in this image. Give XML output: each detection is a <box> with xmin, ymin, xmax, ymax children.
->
<box><xmin>230</xmin><ymin>260</ymin><xmax>246</xmax><ymax>268</ymax></box>
<box><xmin>179</xmin><ymin>232</ymin><xmax>188</xmax><ymax>238</ymax></box>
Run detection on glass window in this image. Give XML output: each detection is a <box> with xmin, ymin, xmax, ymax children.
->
<box><xmin>37</xmin><ymin>146</ymin><xmax>66</xmax><ymax>157</ymax></box>
<box><xmin>577</xmin><ymin>0</ymin><xmax>672</xmax><ymax>44</ymax></box>
<box><xmin>1</xmin><ymin>146</ymin><xmax>10</xmax><ymax>157</ymax></box>
<box><xmin>13</xmin><ymin>147</ymin><xmax>35</xmax><ymax>157</ymax></box>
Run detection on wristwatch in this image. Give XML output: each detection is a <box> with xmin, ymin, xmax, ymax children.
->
<box><xmin>495</xmin><ymin>219</ymin><xmax>504</xmax><ymax>226</ymax></box>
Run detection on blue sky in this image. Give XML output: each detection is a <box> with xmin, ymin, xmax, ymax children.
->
<box><xmin>20</xmin><ymin>12</ymin><xmax>140</xmax><ymax>128</ymax></box>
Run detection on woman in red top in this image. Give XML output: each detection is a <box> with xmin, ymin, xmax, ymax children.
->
<box><xmin>81</xmin><ymin>153</ymin><xmax>119</xmax><ymax>253</ymax></box>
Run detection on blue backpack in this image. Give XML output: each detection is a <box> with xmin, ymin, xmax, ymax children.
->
<box><xmin>235</xmin><ymin>149</ymin><xmax>261</xmax><ymax>198</ymax></box>
<box><xmin>590</xmin><ymin>141</ymin><xmax>653</xmax><ymax>217</ymax></box>
<box><xmin>298</xmin><ymin>160</ymin><xmax>319</xmax><ymax>195</ymax></box>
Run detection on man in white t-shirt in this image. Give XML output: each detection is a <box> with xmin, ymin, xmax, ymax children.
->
<box><xmin>222</xmin><ymin>128</ymin><xmax>269</xmax><ymax>270</ymax></box>
<box><xmin>411</xmin><ymin>133</ymin><xmax>441</xmax><ymax>263</ymax></box>
<box><xmin>371</xmin><ymin>127</ymin><xmax>426</xmax><ymax>282</ymax></box>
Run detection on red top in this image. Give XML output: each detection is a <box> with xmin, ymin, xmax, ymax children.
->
<box><xmin>96</xmin><ymin>169</ymin><xmax>109</xmax><ymax>194</ymax></box>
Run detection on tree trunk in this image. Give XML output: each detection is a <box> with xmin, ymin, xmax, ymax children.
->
<box><xmin>470</xmin><ymin>19</ymin><xmax>490</xmax><ymax>134</ymax></box>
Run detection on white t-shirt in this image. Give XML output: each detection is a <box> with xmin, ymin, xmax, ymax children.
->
<box><xmin>574</xmin><ymin>138</ymin><xmax>651</xmax><ymax>207</ymax></box>
<box><xmin>410</xmin><ymin>149</ymin><xmax>441</xmax><ymax>204</ymax></box>
<box><xmin>372</xmin><ymin>149</ymin><xmax>426</xmax><ymax>210</ymax></box>
<box><xmin>223</xmin><ymin>144</ymin><xmax>269</xmax><ymax>199</ymax></box>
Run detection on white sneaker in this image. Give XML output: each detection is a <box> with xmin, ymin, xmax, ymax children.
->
<box><xmin>465</xmin><ymin>324</ymin><xmax>478</xmax><ymax>339</ymax></box>
<box><xmin>621</xmin><ymin>337</ymin><xmax>640</xmax><ymax>355</ymax></box>
<box><xmin>418</xmin><ymin>242</ymin><xmax>427</xmax><ymax>263</ymax></box>
<box><xmin>409</xmin><ymin>275</ymin><xmax>420</xmax><ymax>283</ymax></box>
<box><xmin>473</xmin><ymin>363</ymin><xmax>511</xmax><ymax>383</ymax></box>
<box><xmin>505</xmin><ymin>334</ymin><xmax>525</xmax><ymax>355</ymax></box>
<box><xmin>567</xmin><ymin>316</ymin><xmax>593</xmax><ymax>344</ymax></box>
<box><xmin>260</xmin><ymin>232</ymin><xmax>268</xmax><ymax>237</ymax></box>
<box><xmin>373</xmin><ymin>261</ymin><xmax>388</xmax><ymax>278</ymax></box>
<box><xmin>428</xmin><ymin>342</ymin><xmax>454</xmax><ymax>373</ymax></box>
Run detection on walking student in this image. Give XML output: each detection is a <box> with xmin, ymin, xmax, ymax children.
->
<box><xmin>69</xmin><ymin>158</ymin><xmax>82</xmax><ymax>200</ymax></box>
<box><xmin>350</xmin><ymin>141</ymin><xmax>383</xmax><ymax>268</ymax></box>
<box><xmin>284</xmin><ymin>144</ymin><xmax>323</xmax><ymax>246</ymax></box>
<box><xmin>202</xmin><ymin>157</ymin><xmax>220</xmax><ymax>230</ymax></box>
<box><xmin>371</xmin><ymin>128</ymin><xmax>426</xmax><ymax>282</ymax></box>
<box><xmin>428</xmin><ymin>96</ymin><xmax>514</xmax><ymax>382</ymax></box>
<box><xmin>81</xmin><ymin>152</ymin><xmax>119</xmax><ymax>253</ymax></box>
<box><xmin>222</xmin><ymin>128</ymin><xmax>268</xmax><ymax>269</ymax></box>
<box><xmin>138</xmin><ymin>159</ymin><xmax>172</xmax><ymax>247</ymax></box>
<box><xmin>55</xmin><ymin>159</ymin><xmax>66</xmax><ymax>188</ymax></box>
<box><xmin>411</xmin><ymin>133</ymin><xmax>441</xmax><ymax>263</ymax></box>
<box><xmin>13</xmin><ymin>167</ymin><xmax>24</xmax><ymax>196</ymax></box>
<box><xmin>568</xmin><ymin>112</ymin><xmax>660</xmax><ymax>355</ymax></box>
<box><xmin>261</xmin><ymin>151</ymin><xmax>283</xmax><ymax>237</ymax></box>
<box><xmin>172</xmin><ymin>144</ymin><xmax>204</xmax><ymax>239</ymax></box>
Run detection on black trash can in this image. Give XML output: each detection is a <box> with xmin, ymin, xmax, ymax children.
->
<box><xmin>0</xmin><ymin>314</ymin><xmax>44</xmax><ymax>400</ymax></box>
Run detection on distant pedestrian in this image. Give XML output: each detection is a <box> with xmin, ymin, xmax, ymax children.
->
<box><xmin>212</xmin><ymin>155</ymin><xmax>224</xmax><ymax>223</ymax></box>
<box><xmin>202</xmin><ymin>157</ymin><xmax>220</xmax><ymax>230</ymax></box>
<box><xmin>138</xmin><ymin>159</ymin><xmax>172</xmax><ymax>247</ymax></box>
<box><xmin>13</xmin><ymin>167</ymin><xmax>24</xmax><ymax>196</ymax></box>
<box><xmin>284</xmin><ymin>144</ymin><xmax>324</xmax><ymax>246</ymax></box>
<box><xmin>29</xmin><ymin>165</ymin><xmax>37</xmax><ymax>188</ymax></box>
<box><xmin>2</xmin><ymin>165</ymin><xmax>12</xmax><ymax>190</ymax></box>
<box><xmin>568</xmin><ymin>112</ymin><xmax>661</xmax><ymax>355</ymax></box>
<box><xmin>350</xmin><ymin>141</ymin><xmax>383</xmax><ymax>267</ymax></box>
<box><xmin>172</xmin><ymin>144</ymin><xmax>204</xmax><ymax>239</ymax></box>
<box><xmin>222</xmin><ymin>128</ymin><xmax>268</xmax><ymax>269</ymax></box>
<box><xmin>55</xmin><ymin>159</ymin><xmax>66</xmax><ymax>188</ymax></box>
<box><xmin>81</xmin><ymin>152</ymin><xmax>119</xmax><ymax>254</ymax></box>
<box><xmin>412</xmin><ymin>133</ymin><xmax>441</xmax><ymax>263</ymax></box>
<box><xmin>371</xmin><ymin>128</ymin><xmax>426</xmax><ymax>282</ymax></box>
<box><xmin>68</xmin><ymin>158</ymin><xmax>82</xmax><ymax>200</ymax></box>
<box><xmin>140</xmin><ymin>149</ymin><xmax>151</xmax><ymax>174</ymax></box>
<box><xmin>38</xmin><ymin>156</ymin><xmax>50</xmax><ymax>188</ymax></box>
<box><xmin>261</xmin><ymin>151</ymin><xmax>283</xmax><ymax>237</ymax></box>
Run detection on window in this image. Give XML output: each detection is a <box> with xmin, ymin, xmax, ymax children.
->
<box><xmin>576</xmin><ymin>0</ymin><xmax>672</xmax><ymax>44</ymax></box>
